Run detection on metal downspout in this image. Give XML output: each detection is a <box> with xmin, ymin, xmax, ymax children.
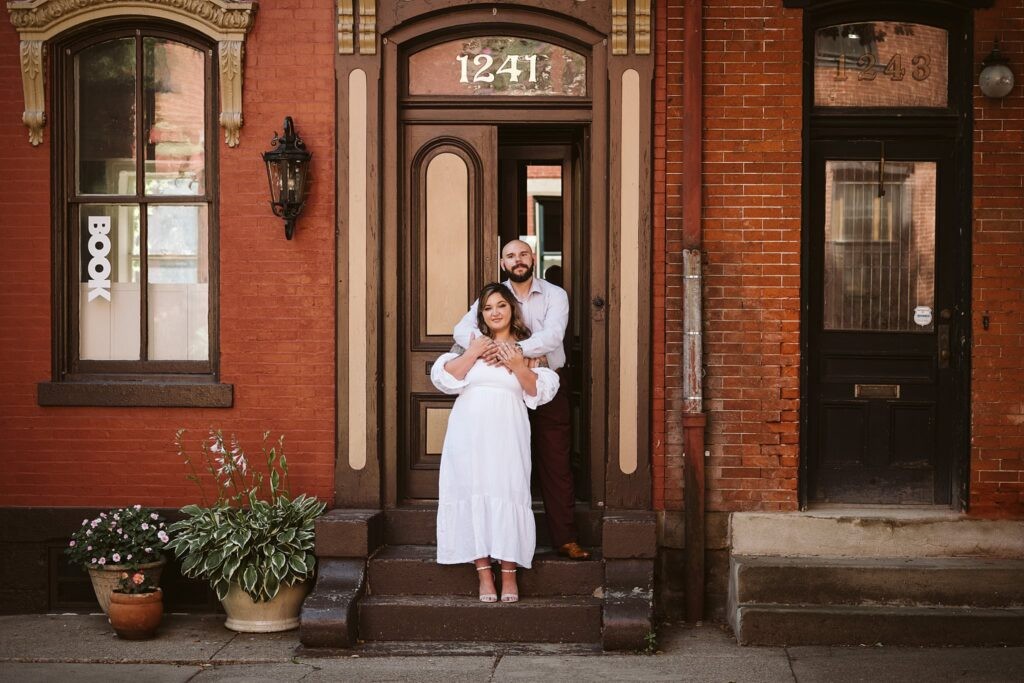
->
<box><xmin>682</xmin><ymin>0</ymin><xmax>706</xmax><ymax>625</ymax></box>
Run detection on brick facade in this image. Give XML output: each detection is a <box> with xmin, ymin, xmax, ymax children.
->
<box><xmin>971</xmin><ymin>1</ymin><xmax>1024</xmax><ymax>518</ymax></box>
<box><xmin>0</xmin><ymin>4</ymin><xmax>337</xmax><ymax>507</ymax></box>
<box><xmin>653</xmin><ymin>0</ymin><xmax>1023</xmax><ymax>519</ymax></box>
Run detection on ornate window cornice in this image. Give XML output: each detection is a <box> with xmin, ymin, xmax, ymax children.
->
<box><xmin>7</xmin><ymin>0</ymin><xmax>258</xmax><ymax>146</ymax></box>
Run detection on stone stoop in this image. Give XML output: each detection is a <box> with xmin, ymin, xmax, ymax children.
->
<box><xmin>299</xmin><ymin>507</ymin><xmax>658</xmax><ymax>650</ymax></box>
<box><xmin>727</xmin><ymin>512</ymin><xmax>1024</xmax><ymax>646</ymax></box>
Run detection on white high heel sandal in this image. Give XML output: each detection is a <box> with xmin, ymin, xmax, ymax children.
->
<box><xmin>477</xmin><ymin>565</ymin><xmax>498</xmax><ymax>603</ymax></box>
<box><xmin>500</xmin><ymin>568</ymin><xmax>519</xmax><ymax>603</ymax></box>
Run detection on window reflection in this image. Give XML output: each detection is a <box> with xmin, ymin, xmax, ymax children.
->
<box><xmin>144</xmin><ymin>38</ymin><xmax>205</xmax><ymax>196</ymax></box>
<box><xmin>823</xmin><ymin>161</ymin><xmax>936</xmax><ymax>332</ymax></box>
<box><xmin>77</xmin><ymin>39</ymin><xmax>136</xmax><ymax>195</ymax></box>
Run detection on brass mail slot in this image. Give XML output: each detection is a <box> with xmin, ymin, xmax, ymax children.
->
<box><xmin>855</xmin><ymin>383</ymin><xmax>900</xmax><ymax>399</ymax></box>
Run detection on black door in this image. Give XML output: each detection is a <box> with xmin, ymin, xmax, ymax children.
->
<box><xmin>808</xmin><ymin>139</ymin><xmax>959</xmax><ymax>504</ymax></box>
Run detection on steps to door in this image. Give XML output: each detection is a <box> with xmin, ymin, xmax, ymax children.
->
<box><xmin>301</xmin><ymin>507</ymin><xmax>657</xmax><ymax>650</ymax></box>
<box><xmin>727</xmin><ymin>513</ymin><xmax>1024</xmax><ymax>646</ymax></box>
<box><xmin>367</xmin><ymin>544</ymin><xmax>604</xmax><ymax>597</ymax></box>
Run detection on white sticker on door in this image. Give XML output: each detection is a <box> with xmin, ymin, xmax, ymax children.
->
<box><xmin>914</xmin><ymin>306</ymin><xmax>933</xmax><ymax>327</ymax></box>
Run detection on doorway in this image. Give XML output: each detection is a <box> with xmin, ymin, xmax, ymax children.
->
<box><xmin>397</xmin><ymin>124</ymin><xmax>596</xmax><ymax>506</ymax></box>
<box><xmin>807</xmin><ymin>140</ymin><xmax>958</xmax><ymax>504</ymax></box>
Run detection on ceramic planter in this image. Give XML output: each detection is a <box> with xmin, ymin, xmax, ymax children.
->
<box><xmin>221</xmin><ymin>581</ymin><xmax>309</xmax><ymax>632</ymax></box>
<box><xmin>108</xmin><ymin>589</ymin><xmax>163</xmax><ymax>640</ymax></box>
<box><xmin>86</xmin><ymin>558</ymin><xmax>166</xmax><ymax>615</ymax></box>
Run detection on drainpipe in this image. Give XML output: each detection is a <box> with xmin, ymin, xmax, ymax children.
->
<box><xmin>682</xmin><ymin>0</ymin><xmax>707</xmax><ymax>625</ymax></box>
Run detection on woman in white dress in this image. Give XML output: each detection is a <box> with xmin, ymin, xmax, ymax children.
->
<box><xmin>430</xmin><ymin>283</ymin><xmax>559</xmax><ymax>603</ymax></box>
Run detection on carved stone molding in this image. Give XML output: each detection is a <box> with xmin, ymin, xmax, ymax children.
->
<box><xmin>218</xmin><ymin>40</ymin><xmax>244</xmax><ymax>147</ymax></box>
<box><xmin>611</xmin><ymin>0</ymin><xmax>627</xmax><ymax>55</ymax></box>
<box><xmin>6</xmin><ymin>0</ymin><xmax>257</xmax><ymax>146</ymax></box>
<box><xmin>338</xmin><ymin>0</ymin><xmax>354</xmax><ymax>54</ymax></box>
<box><xmin>634</xmin><ymin>0</ymin><xmax>651</xmax><ymax>55</ymax></box>
<box><xmin>19</xmin><ymin>40</ymin><xmax>45</xmax><ymax>146</ymax></box>
<box><xmin>358</xmin><ymin>0</ymin><xmax>376</xmax><ymax>55</ymax></box>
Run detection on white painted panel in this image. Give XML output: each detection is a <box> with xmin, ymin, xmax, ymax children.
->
<box><xmin>619</xmin><ymin>69</ymin><xmax>640</xmax><ymax>476</ymax></box>
<box><xmin>349</xmin><ymin>68</ymin><xmax>368</xmax><ymax>471</ymax></box>
<box><xmin>425</xmin><ymin>153</ymin><xmax>470</xmax><ymax>336</ymax></box>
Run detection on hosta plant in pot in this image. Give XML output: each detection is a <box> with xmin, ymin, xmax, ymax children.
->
<box><xmin>108</xmin><ymin>569</ymin><xmax>163</xmax><ymax>640</ymax></box>
<box><xmin>65</xmin><ymin>506</ymin><xmax>169</xmax><ymax>615</ymax></box>
<box><xmin>164</xmin><ymin>429</ymin><xmax>326</xmax><ymax>632</ymax></box>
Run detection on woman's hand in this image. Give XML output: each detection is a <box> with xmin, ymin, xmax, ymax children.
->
<box><xmin>496</xmin><ymin>342</ymin><xmax>527</xmax><ymax>372</ymax></box>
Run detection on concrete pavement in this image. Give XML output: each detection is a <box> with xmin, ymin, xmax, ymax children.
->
<box><xmin>1</xmin><ymin>613</ymin><xmax>1022</xmax><ymax>682</ymax></box>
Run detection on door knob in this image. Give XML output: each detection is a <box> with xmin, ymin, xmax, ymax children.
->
<box><xmin>592</xmin><ymin>296</ymin><xmax>605</xmax><ymax>309</ymax></box>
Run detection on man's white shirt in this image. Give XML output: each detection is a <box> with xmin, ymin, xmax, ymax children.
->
<box><xmin>453</xmin><ymin>278</ymin><xmax>569</xmax><ymax>371</ymax></box>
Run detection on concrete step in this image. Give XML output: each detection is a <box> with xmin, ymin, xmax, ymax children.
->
<box><xmin>358</xmin><ymin>594</ymin><xmax>603</xmax><ymax>643</ymax></box>
<box><xmin>732</xmin><ymin>555</ymin><xmax>1024</xmax><ymax>608</ymax></box>
<box><xmin>366</xmin><ymin>545</ymin><xmax>604</xmax><ymax>597</ymax></box>
<box><xmin>385</xmin><ymin>506</ymin><xmax>602</xmax><ymax>547</ymax></box>
<box><xmin>730</xmin><ymin>511</ymin><xmax>1024</xmax><ymax>558</ymax></box>
<box><xmin>734</xmin><ymin>604</ymin><xmax>1024</xmax><ymax>646</ymax></box>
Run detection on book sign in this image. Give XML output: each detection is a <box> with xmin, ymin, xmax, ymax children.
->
<box><xmin>87</xmin><ymin>216</ymin><xmax>111</xmax><ymax>302</ymax></box>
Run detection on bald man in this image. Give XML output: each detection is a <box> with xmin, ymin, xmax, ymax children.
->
<box><xmin>453</xmin><ymin>239</ymin><xmax>590</xmax><ymax>560</ymax></box>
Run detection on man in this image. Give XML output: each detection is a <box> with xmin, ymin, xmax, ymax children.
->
<box><xmin>453</xmin><ymin>239</ymin><xmax>590</xmax><ymax>560</ymax></box>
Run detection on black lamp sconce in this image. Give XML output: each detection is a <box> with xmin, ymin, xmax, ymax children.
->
<box><xmin>980</xmin><ymin>41</ymin><xmax>1015</xmax><ymax>100</ymax></box>
<box><xmin>262</xmin><ymin>117</ymin><xmax>312</xmax><ymax>240</ymax></box>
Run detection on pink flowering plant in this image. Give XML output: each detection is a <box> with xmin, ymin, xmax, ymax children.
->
<box><xmin>115</xmin><ymin>569</ymin><xmax>158</xmax><ymax>595</ymax></box>
<box><xmin>65</xmin><ymin>505</ymin><xmax>168</xmax><ymax>569</ymax></box>
<box><xmin>165</xmin><ymin>429</ymin><xmax>325</xmax><ymax>602</ymax></box>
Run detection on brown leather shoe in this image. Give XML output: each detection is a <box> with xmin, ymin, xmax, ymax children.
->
<box><xmin>558</xmin><ymin>542</ymin><xmax>591</xmax><ymax>560</ymax></box>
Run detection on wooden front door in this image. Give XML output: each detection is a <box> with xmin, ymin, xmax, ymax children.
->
<box><xmin>399</xmin><ymin>124</ymin><xmax>500</xmax><ymax>500</ymax></box>
<box><xmin>808</xmin><ymin>139</ymin><xmax>960</xmax><ymax>504</ymax></box>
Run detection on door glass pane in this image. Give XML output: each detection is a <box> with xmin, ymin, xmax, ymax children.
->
<box><xmin>79</xmin><ymin>205</ymin><xmax>141</xmax><ymax>359</ymax></box>
<box><xmin>77</xmin><ymin>39</ymin><xmax>137</xmax><ymax>195</ymax></box>
<box><xmin>524</xmin><ymin>165</ymin><xmax>563</xmax><ymax>284</ymax></box>
<box><xmin>814</xmin><ymin>22</ymin><xmax>948</xmax><ymax>108</ymax></box>
<box><xmin>425</xmin><ymin>153</ymin><xmax>469</xmax><ymax>336</ymax></box>
<box><xmin>408</xmin><ymin>37</ymin><xmax>586</xmax><ymax>97</ymax></box>
<box><xmin>144</xmin><ymin>38</ymin><xmax>206</xmax><ymax>196</ymax></box>
<box><xmin>147</xmin><ymin>204</ymin><xmax>209</xmax><ymax>360</ymax></box>
<box><xmin>823</xmin><ymin>161</ymin><xmax>936</xmax><ymax>332</ymax></box>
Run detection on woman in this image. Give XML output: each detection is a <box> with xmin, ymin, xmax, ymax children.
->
<box><xmin>430</xmin><ymin>283</ymin><xmax>559</xmax><ymax>603</ymax></box>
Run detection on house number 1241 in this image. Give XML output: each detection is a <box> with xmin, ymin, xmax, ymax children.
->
<box><xmin>457</xmin><ymin>54</ymin><xmax>539</xmax><ymax>83</ymax></box>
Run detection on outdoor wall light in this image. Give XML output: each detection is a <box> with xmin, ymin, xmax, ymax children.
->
<box><xmin>979</xmin><ymin>42</ymin><xmax>1015</xmax><ymax>99</ymax></box>
<box><xmin>262</xmin><ymin>117</ymin><xmax>312</xmax><ymax>240</ymax></box>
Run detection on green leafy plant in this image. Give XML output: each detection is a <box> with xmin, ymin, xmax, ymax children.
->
<box><xmin>115</xmin><ymin>569</ymin><xmax>158</xmax><ymax>595</ymax></box>
<box><xmin>66</xmin><ymin>505</ymin><xmax>168</xmax><ymax>569</ymax></box>
<box><xmin>164</xmin><ymin>430</ymin><xmax>325</xmax><ymax>602</ymax></box>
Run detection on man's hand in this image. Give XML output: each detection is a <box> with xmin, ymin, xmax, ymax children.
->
<box><xmin>467</xmin><ymin>334</ymin><xmax>494</xmax><ymax>360</ymax></box>
<box><xmin>480</xmin><ymin>341</ymin><xmax>503</xmax><ymax>366</ymax></box>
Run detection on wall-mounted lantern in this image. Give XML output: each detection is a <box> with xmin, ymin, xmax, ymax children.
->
<box><xmin>262</xmin><ymin>117</ymin><xmax>312</xmax><ymax>240</ymax></box>
<box><xmin>979</xmin><ymin>42</ymin><xmax>1015</xmax><ymax>100</ymax></box>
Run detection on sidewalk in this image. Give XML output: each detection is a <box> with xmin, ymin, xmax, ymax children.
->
<box><xmin>1</xmin><ymin>614</ymin><xmax>1022</xmax><ymax>682</ymax></box>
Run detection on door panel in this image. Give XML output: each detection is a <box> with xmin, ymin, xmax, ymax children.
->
<box><xmin>400</xmin><ymin>124</ymin><xmax>498</xmax><ymax>501</ymax></box>
<box><xmin>809</xmin><ymin>140</ymin><xmax>954</xmax><ymax>504</ymax></box>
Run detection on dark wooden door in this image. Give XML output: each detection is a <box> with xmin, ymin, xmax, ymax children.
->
<box><xmin>399</xmin><ymin>124</ymin><xmax>499</xmax><ymax>501</ymax></box>
<box><xmin>808</xmin><ymin>140</ymin><xmax>958</xmax><ymax>504</ymax></box>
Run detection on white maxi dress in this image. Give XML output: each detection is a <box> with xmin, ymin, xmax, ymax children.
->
<box><xmin>430</xmin><ymin>352</ymin><xmax>560</xmax><ymax>568</ymax></box>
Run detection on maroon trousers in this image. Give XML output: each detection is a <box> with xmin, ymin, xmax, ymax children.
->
<box><xmin>529</xmin><ymin>370</ymin><xmax>577</xmax><ymax>548</ymax></box>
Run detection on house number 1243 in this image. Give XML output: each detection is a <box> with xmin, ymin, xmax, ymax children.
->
<box><xmin>457</xmin><ymin>54</ymin><xmax>539</xmax><ymax>83</ymax></box>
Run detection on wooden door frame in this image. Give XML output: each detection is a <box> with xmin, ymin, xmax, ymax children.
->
<box><xmin>381</xmin><ymin>8</ymin><xmax>609</xmax><ymax>510</ymax></box>
<box><xmin>797</xmin><ymin>1</ymin><xmax>974</xmax><ymax>509</ymax></box>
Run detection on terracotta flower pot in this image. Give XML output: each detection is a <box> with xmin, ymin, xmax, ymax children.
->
<box><xmin>221</xmin><ymin>581</ymin><xmax>309</xmax><ymax>633</ymax></box>
<box><xmin>108</xmin><ymin>588</ymin><xmax>163</xmax><ymax>640</ymax></box>
<box><xmin>86</xmin><ymin>558</ymin><xmax>166</xmax><ymax>615</ymax></box>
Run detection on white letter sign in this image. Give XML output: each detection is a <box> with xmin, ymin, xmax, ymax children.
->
<box><xmin>87</xmin><ymin>216</ymin><xmax>111</xmax><ymax>302</ymax></box>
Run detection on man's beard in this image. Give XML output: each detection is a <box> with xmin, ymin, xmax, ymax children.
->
<box><xmin>507</xmin><ymin>263</ymin><xmax>534</xmax><ymax>283</ymax></box>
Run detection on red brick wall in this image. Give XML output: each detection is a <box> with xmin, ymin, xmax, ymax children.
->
<box><xmin>659</xmin><ymin>0</ymin><xmax>803</xmax><ymax>513</ymax></box>
<box><xmin>0</xmin><ymin>5</ymin><xmax>337</xmax><ymax>507</ymax></box>
<box><xmin>652</xmin><ymin>0</ymin><xmax>673</xmax><ymax>511</ymax></box>
<box><xmin>971</xmin><ymin>1</ymin><xmax>1024</xmax><ymax>518</ymax></box>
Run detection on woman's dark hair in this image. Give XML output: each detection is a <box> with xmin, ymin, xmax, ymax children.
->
<box><xmin>476</xmin><ymin>283</ymin><xmax>531</xmax><ymax>341</ymax></box>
